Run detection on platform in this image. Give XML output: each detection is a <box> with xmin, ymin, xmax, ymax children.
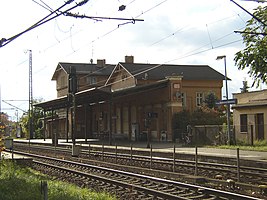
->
<box><xmin>0</xmin><ymin>151</ymin><xmax>30</xmax><ymax>160</ymax></box>
<box><xmin>13</xmin><ymin>139</ymin><xmax>267</xmax><ymax>162</ymax></box>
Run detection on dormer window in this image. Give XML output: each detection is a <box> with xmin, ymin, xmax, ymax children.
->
<box><xmin>86</xmin><ymin>76</ymin><xmax>96</xmax><ymax>85</ymax></box>
<box><xmin>60</xmin><ymin>76</ymin><xmax>66</xmax><ymax>87</ymax></box>
<box><xmin>122</xmin><ymin>74</ymin><xmax>127</xmax><ymax>81</ymax></box>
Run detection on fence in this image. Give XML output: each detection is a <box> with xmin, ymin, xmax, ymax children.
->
<box><xmin>193</xmin><ymin>125</ymin><xmax>234</xmax><ymax>146</ymax></box>
<box><xmin>193</xmin><ymin>124</ymin><xmax>267</xmax><ymax>146</ymax></box>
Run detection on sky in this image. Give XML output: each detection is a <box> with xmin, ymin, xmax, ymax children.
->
<box><xmin>0</xmin><ymin>0</ymin><xmax>266</xmax><ymax>121</ymax></box>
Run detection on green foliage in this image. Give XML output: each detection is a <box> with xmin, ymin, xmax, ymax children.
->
<box><xmin>19</xmin><ymin>98</ymin><xmax>53</xmax><ymax>139</ymax></box>
<box><xmin>216</xmin><ymin>139</ymin><xmax>267</xmax><ymax>151</ymax></box>
<box><xmin>254</xmin><ymin>139</ymin><xmax>267</xmax><ymax>146</ymax></box>
<box><xmin>173</xmin><ymin>93</ymin><xmax>222</xmax><ymax>134</ymax></box>
<box><xmin>191</xmin><ymin>107</ymin><xmax>225</xmax><ymax>125</ymax></box>
<box><xmin>234</xmin><ymin>6</ymin><xmax>267</xmax><ymax>87</ymax></box>
<box><xmin>172</xmin><ymin>106</ymin><xmax>226</xmax><ymax>141</ymax></box>
<box><xmin>240</xmin><ymin>80</ymin><xmax>249</xmax><ymax>93</ymax></box>
<box><xmin>0</xmin><ymin>160</ymin><xmax>116</xmax><ymax>200</ymax></box>
<box><xmin>172</xmin><ymin>110</ymin><xmax>191</xmax><ymax>133</ymax></box>
<box><xmin>203</xmin><ymin>92</ymin><xmax>218</xmax><ymax>109</ymax></box>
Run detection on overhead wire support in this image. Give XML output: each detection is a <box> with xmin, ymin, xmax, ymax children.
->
<box><xmin>0</xmin><ymin>0</ymin><xmax>89</xmax><ymax>48</ymax></box>
<box><xmin>27</xmin><ymin>50</ymin><xmax>34</xmax><ymax>139</ymax></box>
<box><xmin>32</xmin><ymin>0</ymin><xmax>54</xmax><ymax>13</ymax></box>
<box><xmin>64</xmin><ymin>12</ymin><xmax>144</xmax><ymax>23</ymax></box>
<box><xmin>230</xmin><ymin>0</ymin><xmax>267</xmax><ymax>27</ymax></box>
<box><xmin>2</xmin><ymin>100</ymin><xmax>26</xmax><ymax>113</ymax></box>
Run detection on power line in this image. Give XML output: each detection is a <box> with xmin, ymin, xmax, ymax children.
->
<box><xmin>75</xmin><ymin>13</ymin><xmax>249</xmax><ymax>88</ymax></box>
<box><xmin>64</xmin><ymin>12</ymin><xmax>144</xmax><ymax>23</ymax></box>
<box><xmin>231</xmin><ymin>0</ymin><xmax>267</xmax><ymax>26</ymax></box>
<box><xmin>63</xmin><ymin>0</ymin><xmax>169</xmax><ymax>58</ymax></box>
<box><xmin>0</xmin><ymin>0</ymin><xmax>89</xmax><ymax>47</ymax></box>
<box><xmin>2</xmin><ymin>100</ymin><xmax>27</xmax><ymax>113</ymax></box>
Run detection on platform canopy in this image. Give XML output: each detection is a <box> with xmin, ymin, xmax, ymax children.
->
<box><xmin>35</xmin><ymin>80</ymin><xmax>170</xmax><ymax>111</ymax></box>
<box><xmin>34</xmin><ymin>87</ymin><xmax>112</xmax><ymax>111</ymax></box>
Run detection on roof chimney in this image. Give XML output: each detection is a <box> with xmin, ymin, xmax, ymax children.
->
<box><xmin>125</xmin><ymin>55</ymin><xmax>134</xmax><ymax>63</ymax></box>
<box><xmin>97</xmin><ymin>59</ymin><xmax>106</xmax><ymax>67</ymax></box>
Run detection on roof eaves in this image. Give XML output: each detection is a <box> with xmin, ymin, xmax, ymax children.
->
<box><xmin>51</xmin><ymin>63</ymin><xmax>68</xmax><ymax>81</ymax></box>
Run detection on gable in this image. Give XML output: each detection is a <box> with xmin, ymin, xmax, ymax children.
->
<box><xmin>51</xmin><ymin>63</ymin><xmax>67</xmax><ymax>81</ymax></box>
<box><xmin>105</xmin><ymin>63</ymin><xmax>136</xmax><ymax>91</ymax></box>
<box><xmin>52</xmin><ymin>62</ymin><xmax>115</xmax><ymax>81</ymax></box>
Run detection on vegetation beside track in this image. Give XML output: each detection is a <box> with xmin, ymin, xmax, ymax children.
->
<box><xmin>0</xmin><ymin>159</ymin><xmax>116</xmax><ymax>200</ymax></box>
<box><xmin>215</xmin><ymin>140</ymin><xmax>267</xmax><ymax>152</ymax></box>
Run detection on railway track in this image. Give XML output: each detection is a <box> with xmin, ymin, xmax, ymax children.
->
<box><xmin>15</xmin><ymin>151</ymin><xmax>263</xmax><ymax>200</ymax></box>
<box><xmin>11</xmin><ymin>142</ymin><xmax>267</xmax><ymax>199</ymax></box>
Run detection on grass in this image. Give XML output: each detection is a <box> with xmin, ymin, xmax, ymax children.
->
<box><xmin>216</xmin><ymin>140</ymin><xmax>267</xmax><ymax>151</ymax></box>
<box><xmin>0</xmin><ymin>158</ymin><xmax>116</xmax><ymax>200</ymax></box>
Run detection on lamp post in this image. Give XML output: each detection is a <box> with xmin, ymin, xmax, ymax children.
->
<box><xmin>216</xmin><ymin>55</ymin><xmax>231</xmax><ymax>145</ymax></box>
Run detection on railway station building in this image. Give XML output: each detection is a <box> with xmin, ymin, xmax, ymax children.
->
<box><xmin>232</xmin><ymin>89</ymin><xmax>267</xmax><ymax>144</ymax></box>
<box><xmin>35</xmin><ymin>56</ymin><xmax>226</xmax><ymax>143</ymax></box>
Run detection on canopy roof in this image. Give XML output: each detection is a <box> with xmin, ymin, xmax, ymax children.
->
<box><xmin>35</xmin><ymin>87</ymin><xmax>111</xmax><ymax>111</ymax></box>
<box><xmin>35</xmin><ymin>80</ymin><xmax>169</xmax><ymax>111</ymax></box>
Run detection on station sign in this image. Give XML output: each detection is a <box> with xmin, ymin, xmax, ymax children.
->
<box><xmin>216</xmin><ymin>98</ymin><xmax>237</xmax><ymax>105</ymax></box>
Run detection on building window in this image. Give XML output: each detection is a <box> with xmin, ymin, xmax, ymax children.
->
<box><xmin>122</xmin><ymin>74</ymin><xmax>127</xmax><ymax>81</ymax></box>
<box><xmin>181</xmin><ymin>93</ymin><xmax>186</xmax><ymax>107</ymax></box>
<box><xmin>173</xmin><ymin>83</ymin><xmax>180</xmax><ymax>89</ymax></box>
<box><xmin>240</xmin><ymin>114</ymin><xmax>248</xmax><ymax>132</ymax></box>
<box><xmin>60</xmin><ymin>76</ymin><xmax>66</xmax><ymax>87</ymax></box>
<box><xmin>196</xmin><ymin>92</ymin><xmax>204</xmax><ymax>106</ymax></box>
<box><xmin>86</xmin><ymin>76</ymin><xmax>96</xmax><ymax>85</ymax></box>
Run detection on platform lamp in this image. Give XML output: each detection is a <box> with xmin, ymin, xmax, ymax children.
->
<box><xmin>216</xmin><ymin>55</ymin><xmax>231</xmax><ymax>145</ymax></box>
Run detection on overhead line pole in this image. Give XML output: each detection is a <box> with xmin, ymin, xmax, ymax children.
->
<box><xmin>28</xmin><ymin>50</ymin><xmax>33</xmax><ymax>139</ymax></box>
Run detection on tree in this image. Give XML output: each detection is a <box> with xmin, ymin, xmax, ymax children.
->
<box><xmin>172</xmin><ymin>106</ymin><xmax>226</xmax><ymax>141</ymax></box>
<box><xmin>190</xmin><ymin>106</ymin><xmax>225</xmax><ymax>126</ymax></box>
<box><xmin>240</xmin><ymin>80</ymin><xmax>249</xmax><ymax>93</ymax></box>
<box><xmin>20</xmin><ymin>98</ymin><xmax>45</xmax><ymax>139</ymax></box>
<box><xmin>204</xmin><ymin>92</ymin><xmax>218</xmax><ymax>109</ymax></box>
<box><xmin>234</xmin><ymin>6</ymin><xmax>267</xmax><ymax>87</ymax></box>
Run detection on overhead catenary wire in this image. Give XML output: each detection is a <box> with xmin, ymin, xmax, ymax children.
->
<box><xmin>0</xmin><ymin>0</ymin><xmax>89</xmax><ymax>47</ymax></box>
<box><xmin>77</xmin><ymin>39</ymin><xmax>244</xmax><ymax>90</ymax></box>
<box><xmin>0</xmin><ymin>1</ymin><xmax>259</xmax><ymax>116</ymax></box>
<box><xmin>65</xmin><ymin>2</ymin><xmax>247</xmax><ymax>62</ymax></box>
<box><xmin>37</xmin><ymin>0</ymin><xmax>168</xmax><ymax>54</ymax></box>
<box><xmin>0</xmin><ymin>0</ymin><xmax>74</xmax><ymax>46</ymax></box>
<box><xmin>77</xmin><ymin>34</ymin><xmax>242</xmax><ymax>90</ymax></box>
<box><xmin>32</xmin><ymin>0</ymin><xmax>53</xmax><ymax>12</ymax></box>
<box><xmin>231</xmin><ymin>0</ymin><xmax>267</xmax><ymax>26</ymax></box>
<box><xmin>77</xmin><ymin>21</ymin><xmax>247</xmax><ymax>89</ymax></box>
<box><xmin>11</xmin><ymin>1</ymin><xmax>249</xmax><ymax>80</ymax></box>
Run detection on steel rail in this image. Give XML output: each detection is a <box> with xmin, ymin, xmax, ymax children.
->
<box><xmin>14</xmin><ymin>142</ymin><xmax>267</xmax><ymax>178</ymax></box>
<box><xmin>25</xmin><ymin>151</ymin><xmax>263</xmax><ymax>200</ymax></box>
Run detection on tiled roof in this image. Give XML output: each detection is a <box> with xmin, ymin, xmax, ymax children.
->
<box><xmin>52</xmin><ymin>61</ymin><xmax>228</xmax><ymax>81</ymax></box>
<box><xmin>119</xmin><ymin>62</ymin><xmax>228</xmax><ymax>80</ymax></box>
<box><xmin>52</xmin><ymin>62</ymin><xmax>115</xmax><ymax>80</ymax></box>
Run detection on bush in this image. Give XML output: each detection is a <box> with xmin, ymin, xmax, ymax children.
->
<box><xmin>254</xmin><ymin>139</ymin><xmax>267</xmax><ymax>146</ymax></box>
